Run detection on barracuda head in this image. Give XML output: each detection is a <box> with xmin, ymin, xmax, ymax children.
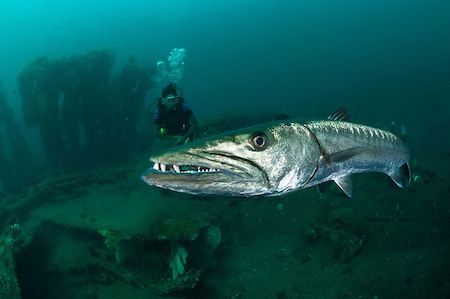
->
<box><xmin>141</xmin><ymin>122</ymin><xmax>320</xmax><ymax>197</ymax></box>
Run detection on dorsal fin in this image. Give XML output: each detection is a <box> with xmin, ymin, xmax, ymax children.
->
<box><xmin>328</xmin><ymin>107</ymin><xmax>350</xmax><ymax>121</ymax></box>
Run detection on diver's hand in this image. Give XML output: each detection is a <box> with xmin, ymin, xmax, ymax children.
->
<box><xmin>175</xmin><ymin>136</ymin><xmax>191</xmax><ymax>145</ymax></box>
<box><xmin>175</xmin><ymin>136</ymin><xmax>185</xmax><ymax>145</ymax></box>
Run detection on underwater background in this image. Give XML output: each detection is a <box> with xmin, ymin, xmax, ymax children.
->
<box><xmin>1</xmin><ymin>0</ymin><xmax>449</xmax><ymax>298</ymax></box>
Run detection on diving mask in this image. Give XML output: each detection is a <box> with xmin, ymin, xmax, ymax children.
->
<box><xmin>162</xmin><ymin>95</ymin><xmax>179</xmax><ymax>106</ymax></box>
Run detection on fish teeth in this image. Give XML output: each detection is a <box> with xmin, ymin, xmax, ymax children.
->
<box><xmin>173</xmin><ymin>165</ymin><xmax>181</xmax><ymax>173</ymax></box>
<box><xmin>153</xmin><ymin>164</ymin><xmax>218</xmax><ymax>173</ymax></box>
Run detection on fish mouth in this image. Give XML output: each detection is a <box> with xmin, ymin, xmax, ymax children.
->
<box><xmin>151</xmin><ymin>160</ymin><xmax>226</xmax><ymax>176</ymax></box>
<box><xmin>147</xmin><ymin>152</ymin><xmax>260</xmax><ymax>178</ymax></box>
<box><xmin>141</xmin><ymin>151</ymin><xmax>268</xmax><ymax>196</ymax></box>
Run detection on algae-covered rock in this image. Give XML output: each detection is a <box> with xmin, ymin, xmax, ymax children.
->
<box><xmin>0</xmin><ymin>224</ymin><xmax>22</xmax><ymax>299</ymax></box>
<box><xmin>187</xmin><ymin>225</ymin><xmax>222</xmax><ymax>268</ymax></box>
<box><xmin>321</xmin><ymin>208</ymin><xmax>368</xmax><ymax>262</ymax></box>
<box><xmin>202</xmin><ymin>225</ymin><xmax>221</xmax><ymax>251</ymax></box>
<box><xmin>167</xmin><ymin>225</ymin><xmax>222</xmax><ymax>279</ymax></box>
<box><xmin>151</xmin><ymin>217</ymin><xmax>209</xmax><ymax>241</ymax></box>
<box><xmin>151</xmin><ymin>268</ymin><xmax>203</xmax><ymax>295</ymax></box>
<box><xmin>98</xmin><ymin>229</ymin><xmax>132</xmax><ymax>263</ymax></box>
<box><xmin>169</xmin><ymin>241</ymin><xmax>189</xmax><ymax>279</ymax></box>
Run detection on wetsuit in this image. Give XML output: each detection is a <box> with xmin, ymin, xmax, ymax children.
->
<box><xmin>154</xmin><ymin>101</ymin><xmax>193</xmax><ymax>136</ymax></box>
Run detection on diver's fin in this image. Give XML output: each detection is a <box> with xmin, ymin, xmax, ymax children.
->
<box><xmin>328</xmin><ymin>107</ymin><xmax>350</xmax><ymax>121</ymax></box>
<box><xmin>333</xmin><ymin>175</ymin><xmax>353</xmax><ymax>197</ymax></box>
<box><xmin>389</xmin><ymin>163</ymin><xmax>411</xmax><ymax>188</ymax></box>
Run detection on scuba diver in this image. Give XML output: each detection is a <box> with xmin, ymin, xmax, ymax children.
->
<box><xmin>153</xmin><ymin>82</ymin><xmax>199</xmax><ymax>146</ymax></box>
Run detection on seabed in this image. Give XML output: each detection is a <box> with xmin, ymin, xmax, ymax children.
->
<box><xmin>1</xmin><ymin>158</ymin><xmax>449</xmax><ymax>298</ymax></box>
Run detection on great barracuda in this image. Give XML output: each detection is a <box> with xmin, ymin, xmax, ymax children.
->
<box><xmin>141</xmin><ymin>108</ymin><xmax>411</xmax><ymax>197</ymax></box>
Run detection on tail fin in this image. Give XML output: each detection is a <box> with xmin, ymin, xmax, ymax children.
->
<box><xmin>389</xmin><ymin>163</ymin><xmax>411</xmax><ymax>188</ymax></box>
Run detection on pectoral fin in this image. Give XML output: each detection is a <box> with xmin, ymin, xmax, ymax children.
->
<box><xmin>333</xmin><ymin>176</ymin><xmax>353</xmax><ymax>197</ymax></box>
<box><xmin>328</xmin><ymin>147</ymin><xmax>364</xmax><ymax>163</ymax></box>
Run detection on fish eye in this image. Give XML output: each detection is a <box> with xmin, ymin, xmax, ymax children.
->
<box><xmin>250</xmin><ymin>132</ymin><xmax>269</xmax><ymax>150</ymax></box>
